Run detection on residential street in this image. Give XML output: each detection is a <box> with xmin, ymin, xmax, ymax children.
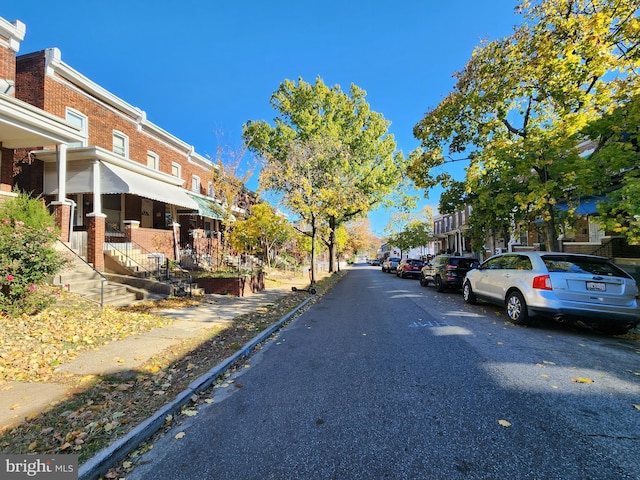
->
<box><xmin>127</xmin><ymin>264</ymin><xmax>640</xmax><ymax>480</ymax></box>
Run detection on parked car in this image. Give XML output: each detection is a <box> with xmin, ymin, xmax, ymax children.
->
<box><xmin>462</xmin><ymin>252</ymin><xmax>640</xmax><ymax>334</ymax></box>
<box><xmin>396</xmin><ymin>258</ymin><xmax>425</xmax><ymax>278</ymax></box>
<box><xmin>370</xmin><ymin>258</ymin><xmax>381</xmax><ymax>266</ymax></box>
<box><xmin>420</xmin><ymin>255</ymin><xmax>479</xmax><ymax>291</ymax></box>
<box><xmin>382</xmin><ymin>257</ymin><xmax>401</xmax><ymax>273</ymax></box>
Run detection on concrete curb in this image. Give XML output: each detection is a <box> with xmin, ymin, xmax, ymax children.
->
<box><xmin>78</xmin><ymin>293</ymin><xmax>318</xmax><ymax>480</ymax></box>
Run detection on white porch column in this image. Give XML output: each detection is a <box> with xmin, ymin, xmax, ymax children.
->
<box><xmin>91</xmin><ymin>160</ymin><xmax>102</xmax><ymax>215</ymax></box>
<box><xmin>56</xmin><ymin>143</ymin><xmax>67</xmax><ymax>202</ymax></box>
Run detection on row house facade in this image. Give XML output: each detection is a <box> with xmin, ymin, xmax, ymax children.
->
<box><xmin>431</xmin><ymin>205</ymin><xmax>475</xmax><ymax>258</ymax></box>
<box><xmin>1</xmin><ymin>16</ymin><xmax>253</xmax><ymax>272</ymax></box>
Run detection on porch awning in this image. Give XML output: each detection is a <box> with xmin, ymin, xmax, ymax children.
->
<box><xmin>185</xmin><ymin>193</ymin><xmax>227</xmax><ymax>220</ymax></box>
<box><xmin>45</xmin><ymin>161</ymin><xmax>198</xmax><ymax>210</ymax></box>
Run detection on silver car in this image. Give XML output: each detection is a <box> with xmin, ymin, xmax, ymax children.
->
<box><xmin>462</xmin><ymin>252</ymin><xmax>640</xmax><ymax>334</ymax></box>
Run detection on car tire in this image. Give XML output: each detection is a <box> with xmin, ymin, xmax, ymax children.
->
<box><xmin>506</xmin><ymin>291</ymin><xmax>529</xmax><ymax>325</ymax></box>
<box><xmin>419</xmin><ymin>276</ymin><xmax>429</xmax><ymax>287</ymax></box>
<box><xmin>462</xmin><ymin>281</ymin><xmax>476</xmax><ymax>304</ymax></box>
<box><xmin>435</xmin><ymin>275</ymin><xmax>445</xmax><ymax>292</ymax></box>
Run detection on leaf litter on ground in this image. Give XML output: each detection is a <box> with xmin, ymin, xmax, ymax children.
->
<box><xmin>0</xmin><ymin>271</ymin><xmax>343</xmax><ymax>474</ymax></box>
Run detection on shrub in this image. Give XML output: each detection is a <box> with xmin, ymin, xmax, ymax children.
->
<box><xmin>0</xmin><ymin>193</ymin><xmax>67</xmax><ymax>316</ymax></box>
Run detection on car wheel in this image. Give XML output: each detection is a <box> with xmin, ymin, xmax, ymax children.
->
<box><xmin>419</xmin><ymin>276</ymin><xmax>428</xmax><ymax>287</ymax></box>
<box><xmin>462</xmin><ymin>281</ymin><xmax>476</xmax><ymax>304</ymax></box>
<box><xmin>506</xmin><ymin>291</ymin><xmax>529</xmax><ymax>325</ymax></box>
<box><xmin>435</xmin><ymin>275</ymin><xmax>445</xmax><ymax>292</ymax></box>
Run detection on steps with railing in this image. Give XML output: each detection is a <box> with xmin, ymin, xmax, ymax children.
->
<box><xmin>53</xmin><ymin>242</ymin><xmax>145</xmax><ymax>307</ymax></box>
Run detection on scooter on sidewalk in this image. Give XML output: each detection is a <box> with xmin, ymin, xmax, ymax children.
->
<box><xmin>291</xmin><ymin>268</ymin><xmax>317</xmax><ymax>294</ymax></box>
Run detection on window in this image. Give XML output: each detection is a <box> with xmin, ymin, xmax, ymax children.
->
<box><xmin>171</xmin><ymin>162</ymin><xmax>181</xmax><ymax>178</ymax></box>
<box><xmin>207</xmin><ymin>182</ymin><xmax>214</xmax><ymax>198</ymax></box>
<box><xmin>192</xmin><ymin>175</ymin><xmax>201</xmax><ymax>193</ymax></box>
<box><xmin>113</xmin><ymin>131</ymin><xmax>128</xmax><ymax>157</ymax></box>
<box><xmin>147</xmin><ymin>151</ymin><xmax>159</xmax><ymax>170</ymax></box>
<box><xmin>66</xmin><ymin>108</ymin><xmax>87</xmax><ymax>147</ymax></box>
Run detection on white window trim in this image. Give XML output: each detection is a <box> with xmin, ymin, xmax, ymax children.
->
<box><xmin>113</xmin><ymin>130</ymin><xmax>129</xmax><ymax>157</ymax></box>
<box><xmin>171</xmin><ymin>162</ymin><xmax>181</xmax><ymax>179</ymax></box>
<box><xmin>65</xmin><ymin>108</ymin><xmax>88</xmax><ymax>147</ymax></box>
<box><xmin>192</xmin><ymin>175</ymin><xmax>201</xmax><ymax>193</ymax></box>
<box><xmin>147</xmin><ymin>151</ymin><xmax>159</xmax><ymax>170</ymax></box>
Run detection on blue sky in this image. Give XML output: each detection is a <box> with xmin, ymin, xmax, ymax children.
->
<box><xmin>3</xmin><ymin>0</ymin><xmax>522</xmax><ymax>236</ymax></box>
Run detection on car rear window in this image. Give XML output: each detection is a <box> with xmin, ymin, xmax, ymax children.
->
<box><xmin>449</xmin><ymin>258</ymin><xmax>478</xmax><ymax>269</ymax></box>
<box><xmin>542</xmin><ymin>255</ymin><xmax>631</xmax><ymax>278</ymax></box>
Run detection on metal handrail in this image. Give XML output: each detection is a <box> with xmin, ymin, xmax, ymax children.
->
<box><xmin>104</xmin><ymin>224</ymin><xmax>164</xmax><ymax>279</ymax></box>
<box><xmin>56</xmin><ymin>240</ymin><xmax>107</xmax><ymax>307</ymax></box>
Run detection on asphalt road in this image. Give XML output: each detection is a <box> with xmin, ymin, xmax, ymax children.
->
<box><xmin>127</xmin><ymin>264</ymin><xmax>640</xmax><ymax>480</ymax></box>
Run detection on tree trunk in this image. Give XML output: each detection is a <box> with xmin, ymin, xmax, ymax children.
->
<box><xmin>328</xmin><ymin>216</ymin><xmax>337</xmax><ymax>273</ymax></box>
<box><xmin>310</xmin><ymin>214</ymin><xmax>317</xmax><ymax>284</ymax></box>
<box><xmin>545</xmin><ymin>203</ymin><xmax>560</xmax><ymax>252</ymax></box>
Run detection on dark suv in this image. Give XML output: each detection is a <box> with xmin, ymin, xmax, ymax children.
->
<box><xmin>420</xmin><ymin>255</ymin><xmax>479</xmax><ymax>292</ymax></box>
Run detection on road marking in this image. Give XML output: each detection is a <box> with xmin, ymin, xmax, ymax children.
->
<box><xmin>409</xmin><ymin>320</ymin><xmax>452</xmax><ymax>327</ymax></box>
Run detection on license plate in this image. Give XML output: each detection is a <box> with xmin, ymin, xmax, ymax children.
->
<box><xmin>586</xmin><ymin>281</ymin><xmax>606</xmax><ymax>292</ymax></box>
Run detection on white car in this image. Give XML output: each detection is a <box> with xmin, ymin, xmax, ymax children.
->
<box><xmin>463</xmin><ymin>252</ymin><xmax>640</xmax><ymax>334</ymax></box>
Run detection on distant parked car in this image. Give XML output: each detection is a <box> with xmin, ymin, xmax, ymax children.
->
<box><xmin>382</xmin><ymin>257</ymin><xmax>401</xmax><ymax>273</ymax></box>
<box><xmin>420</xmin><ymin>255</ymin><xmax>479</xmax><ymax>291</ymax></box>
<box><xmin>462</xmin><ymin>251</ymin><xmax>640</xmax><ymax>334</ymax></box>
<box><xmin>396</xmin><ymin>258</ymin><xmax>425</xmax><ymax>278</ymax></box>
<box><xmin>370</xmin><ymin>258</ymin><xmax>381</xmax><ymax>266</ymax></box>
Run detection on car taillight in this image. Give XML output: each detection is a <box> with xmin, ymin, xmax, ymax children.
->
<box><xmin>446</xmin><ymin>264</ymin><xmax>457</xmax><ymax>270</ymax></box>
<box><xmin>532</xmin><ymin>275</ymin><xmax>552</xmax><ymax>290</ymax></box>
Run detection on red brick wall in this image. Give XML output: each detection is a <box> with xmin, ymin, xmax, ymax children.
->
<box><xmin>87</xmin><ymin>214</ymin><xmax>105</xmax><ymax>271</ymax></box>
<box><xmin>0</xmin><ymin>147</ymin><xmax>13</xmax><ymax>192</ymax></box>
<box><xmin>0</xmin><ymin>42</ymin><xmax>16</xmax><ymax>86</ymax></box>
<box><xmin>128</xmin><ymin>226</ymin><xmax>176</xmax><ymax>261</ymax></box>
<box><xmin>15</xmin><ymin>51</ymin><xmax>45</xmax><ymax>107</ymax></box>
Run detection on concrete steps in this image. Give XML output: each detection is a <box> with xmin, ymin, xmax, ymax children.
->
<box><xmin>54</xmin><ymin>242</ymin><xmax>145</xmax><ymax>307</ymax></box>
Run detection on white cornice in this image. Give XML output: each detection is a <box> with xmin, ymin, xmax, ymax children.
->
<box><xmin>0</xmin><ymin>17</ymin><xmax>25</xmax><ymax>52</ymax></box>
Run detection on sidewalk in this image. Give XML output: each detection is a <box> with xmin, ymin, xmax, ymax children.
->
<box><xmin>0</xmin><ymin>274</ymin><xmax>315</xmax><ymax>431</ymax></box>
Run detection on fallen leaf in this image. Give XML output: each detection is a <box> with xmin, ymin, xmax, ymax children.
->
<box><xmin>498</xmin><ymin>419</ymin><xmax>512</xmax><ymax>427</ymax></box>
<box><xmin>182</xmin><ymin>409</ymin><xmax>198</xmax><ymax>417</ymax></box>
<box><xmin>571</xmin><ymin>377</ymin><xmax>593</xmax><ymax>384</ymax></box>
<box><xmin>174</xmin><ymin>432</ymin><xmax>186</xmax><ymax>439</ymax></box>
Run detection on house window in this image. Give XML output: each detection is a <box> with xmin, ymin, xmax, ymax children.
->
<box><xmin>113</xmin><ymin>131</ymin><xmax>128</xmax><ymax>157</ymax></box>
<box><xmin>192</xmin><ymin>175</ymin><xmax>200</xmax><ymax>193</ymax></box>
<box><xmin>147</xmin><ymin>151</ymin><xmax>159</xmax><ymax>170</ymax></box>
<box><xmin>171</xmin><ymin>162</ymin><xmax>181</xmax><ymax>178</ymax></box>
<box><xmin>207</xmin><ymin>182</ymin><xmax>214</xmax><ymax>198</ymax></box>
<box><xmin>66</xmin><ymin>108</ymin><xmax>87</xmax><ymax>147</ymax></box>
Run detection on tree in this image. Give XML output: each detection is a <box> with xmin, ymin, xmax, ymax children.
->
<box><xmin>209</xmin><ymin>134</ymin><xmax>256</xmax><ymax>268</ymax></box>
<box><xmin>410</xmin><ymin>0</ymin><xmax>640</xmax><ymax>251</ymax></box>
<box><xmin>243</xmin><ymin>76</ymin><xmax>411</xmax><ymax>274</ymax></box>
<box><xmin>587</xmin><ymin>93</ymin><xmax>640</xmax><ymax>244</ymax></box>
<box><xmin>383</xmin><ymin>207</ymin><xmax>433</xmax><ymax>257</ymax></box>
<box><xmin>228</xmin><ymin>203</ymin><xmax>293</xmax><ymax>272</ymax></box>
<box><xmin>344</xmin><ymin>218</ymin><xmax>380</xmax><ymax>258</ymax></box>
